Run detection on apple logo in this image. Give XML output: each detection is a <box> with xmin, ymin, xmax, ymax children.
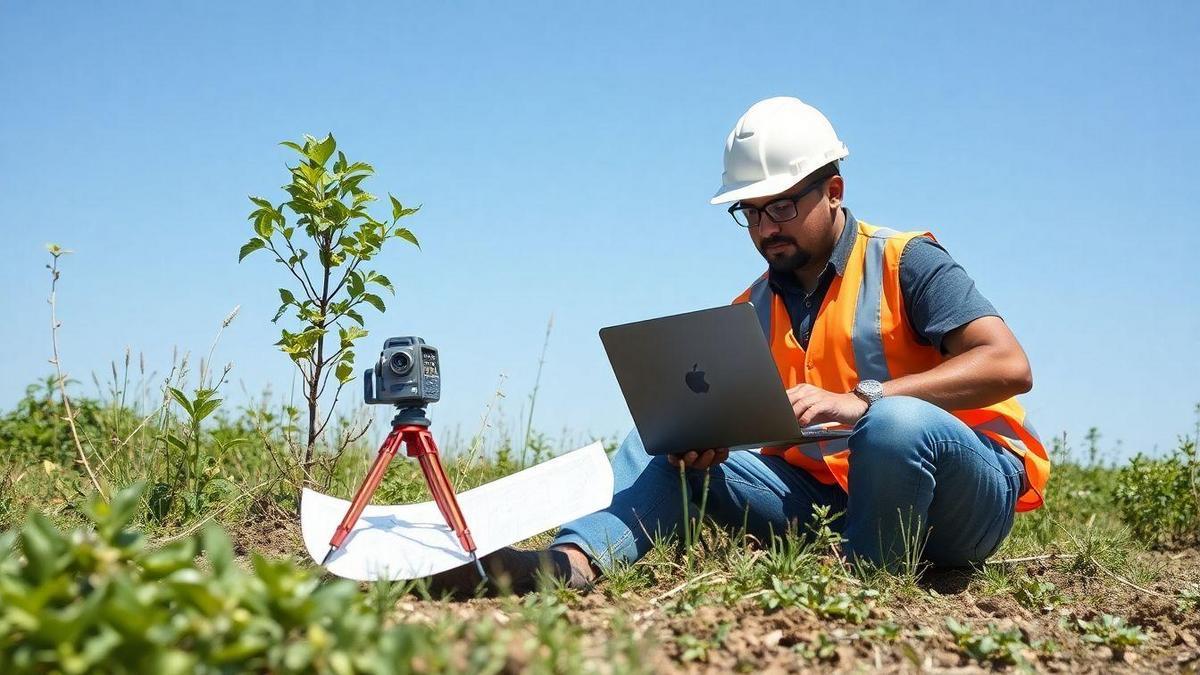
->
<box><xmin>685</xmin><ymin>364</ymin><xmax>710</xmax><ymax>394</ymax></box>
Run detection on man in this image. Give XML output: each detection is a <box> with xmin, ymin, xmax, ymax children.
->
<box><xmin>432</xmin><ymin>97</ymin><xmax>1050</xmax><ymax>595</ymax></box>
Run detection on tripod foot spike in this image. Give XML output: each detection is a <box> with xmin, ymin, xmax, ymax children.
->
<box><xmin>321</xmin><ymin>546</ymin><xmax>336</xmax><ymax>566</ymax></box>
<box><xmin>472</xmin><ymin>553</ymin><xmax>487</xmax><ymax>583</ymax></box>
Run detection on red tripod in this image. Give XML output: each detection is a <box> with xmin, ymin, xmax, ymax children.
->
<box><xmin>321</xmin><ymin>407</ymin><xmax>485</xmax><ymax>580</ymax></box>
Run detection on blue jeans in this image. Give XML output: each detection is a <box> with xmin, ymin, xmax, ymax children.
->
<box><xmin>553</xmin><ymin>396</ymin><xmax>1024</xmax><ymax>570</ymax></box>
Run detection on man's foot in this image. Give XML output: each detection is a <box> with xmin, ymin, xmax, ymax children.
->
<box><xmin>426</xmin><ymin>546</ymin><xmax>595</xmax><ymax>598</ymax></box>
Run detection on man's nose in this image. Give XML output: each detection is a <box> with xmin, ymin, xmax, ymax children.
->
<box><xmin>755</xmin><ymin>214</ymin><xmax>782</xmax><ymax>238</ymax></box>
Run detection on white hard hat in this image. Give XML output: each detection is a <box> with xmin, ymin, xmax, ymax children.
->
<box><xmin>710</xmin><ymin>97</ymin><xmax>849</xmax><ymax>205</ymax></box>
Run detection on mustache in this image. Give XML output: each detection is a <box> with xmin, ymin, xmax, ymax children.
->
<box><xmin>760</xmin><ymin>236</ymin><xmax>797</xmax><ymax>248</ymax></box>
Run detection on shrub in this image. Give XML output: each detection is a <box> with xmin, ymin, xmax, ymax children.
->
<box><xmin>0</xmin><ymin>483</ymin><xmax>647</xmax><ymax>674</ymax></box>
<box><xmin>0</xmin><ymin>378</ymin><xmax>122</xmax><ymax>468</ymax></box>
<box><xmin>1113</xmin><ymin>436</ymin><xmax>1199</xmax><ymax>548</ymax></box>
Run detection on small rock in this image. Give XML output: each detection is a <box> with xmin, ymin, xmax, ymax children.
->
<box><xmin>762</xmin><ymin>630</ymin><xmax>783</xmax><ymax>649</ymax></box>
<box><xmin>1182</xmin><ymin>630</ymin><xmax>1199</xmax><ymax>648</ymax></box>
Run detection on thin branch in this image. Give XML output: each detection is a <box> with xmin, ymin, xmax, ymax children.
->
<box><xmin>1043</xmin><ymin>502</ymin><xmax>1175</xmax><ymax>601</ymax></box>
<box><xmin>1092</xmin><ymin>556</ymin><xmax>1174</xmax><ymax>600</ymax></box>
<box><xmin>281</xmin><ymin>235</ymin><xmax>319</xmax><ymax>301</ymax></box>
<box><xmin>265</xmin><ymin>239</ymin><xmax>318</xmax><ymax>301</ymax></box>
<box><xmin>651</xmin><ymin>570</ymin><xmax>727</xmax><ymax>605</ymax></box>
<box><xmin>322</xmin><ymin>417</ymin><xmax>372</xmax><ymax>491</ymax></box>
<box><xmin>314</xmin><ymin>344</ymin><xmax>351</xmax><ymax>400</ymax></box>
<box><xmin>314</xmin><ymin>379</ymin><xmax>350</xmax><ymax>439</ymax></box>
<box><xmin>46</xmin><ymin>247</ymin><xmax>106</xmax><ymax>501</ymax></box>
<box><xmin>986</xmin><ymin>553</ymin><xmax>1079</xmax><ymax>565</ymax></box>
<box><xmin>329</xmin><ymin>254</ymin><xmax>365</xmax><ymax>300</ymax></box>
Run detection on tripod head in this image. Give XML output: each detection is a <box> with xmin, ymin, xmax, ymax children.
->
<box><xmin>391</xmin><ymin>405</ymin><xmax>431</xmax><ymax>428</ymax></box>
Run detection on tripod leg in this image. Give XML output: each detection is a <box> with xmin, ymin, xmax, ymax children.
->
<box><xmin>321</xmin><ymin>428</ymin><xmax>404</xmax><ymax>565</ymax></box>
<box><xmin>403</xmin><ymin>426</ymin><xmax>486</xmax><ymax>581</ymax></box>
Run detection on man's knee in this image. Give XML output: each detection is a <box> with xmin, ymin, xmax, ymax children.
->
<box><xmin>850</xmin><ymin>396</ymin><xmax>937</xmax><ymax>466</ymax></box>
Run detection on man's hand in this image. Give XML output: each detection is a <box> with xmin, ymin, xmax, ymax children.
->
<box><xmin>786</xmin><ymin>383</ymin><xmax>869</xmax><ymax>427</ymax></box>
<box><xmin>667</xmin><ymin>448</ymin><xmax>729</xmax><ymax>470</ymax></box>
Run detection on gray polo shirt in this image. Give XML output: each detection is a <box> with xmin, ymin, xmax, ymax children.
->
<box><xmin>768</xmin><ymin>209</ymin><xmax>998</xmax><ymax>353</ymax></box>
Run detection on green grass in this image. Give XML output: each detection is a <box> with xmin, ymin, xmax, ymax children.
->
<box><xmin>2</xmin><ymin>372</ymin><xmax>1198</xmax><ymax>672</ymax></box>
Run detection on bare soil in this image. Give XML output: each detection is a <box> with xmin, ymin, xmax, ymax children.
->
<box><xmin>239</xmin><ymin>516</ymin><xmax>1200</xmax><ymax>672</ymax></box>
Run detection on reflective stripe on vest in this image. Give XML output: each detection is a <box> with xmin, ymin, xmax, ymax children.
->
<box><xmin>852</xmin><ymin>228</ymin><xmax>898</xmax><ymax>382</ymax></box>
<box><xmin>737</xmin><ymin>221</ymin><xmax>1051</xmax><ymax>511</ymax></box>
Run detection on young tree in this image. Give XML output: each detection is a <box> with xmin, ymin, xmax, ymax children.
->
<box><xmin>239</xmin><ymin>134</ymin><xmax>419</xmax><ymax>479</ymax></box>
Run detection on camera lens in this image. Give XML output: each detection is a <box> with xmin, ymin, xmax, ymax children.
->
<box><xmin>388</xmin><ymin>351</ymin><xmax>413</xmax><ymax>376</ymax></box>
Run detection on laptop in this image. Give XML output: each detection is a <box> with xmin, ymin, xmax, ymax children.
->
<box><xmin>599</xmin><ymin>303</ymin><xmax>852</xmax><ymax>456</ymax></box>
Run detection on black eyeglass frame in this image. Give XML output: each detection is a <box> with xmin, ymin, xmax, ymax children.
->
<box><xmin>727</xmin><ymin>177</ymin><xmax>830</xmax><ymax>228</ymax></box>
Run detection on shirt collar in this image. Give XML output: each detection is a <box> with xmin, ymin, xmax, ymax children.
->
<box><xmin>767</xmin><ymin>207</ymin><xmax>858</xmax><ymax>292</ymax></box>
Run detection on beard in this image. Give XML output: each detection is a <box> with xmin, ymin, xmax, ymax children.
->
<box><xmin>758</xmin><ymin>236</ymin><xmax>812</xmax><ymax>272</ymax></box>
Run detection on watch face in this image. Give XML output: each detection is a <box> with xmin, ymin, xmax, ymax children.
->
<box><xmin>858</xmin><ymin>380</ymin><xmax>883</xmax><ymax>400</ymax></box>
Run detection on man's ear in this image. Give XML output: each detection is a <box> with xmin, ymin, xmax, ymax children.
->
<box><xmin>826</xmin><ymin>175</ymin><xmax>845</xmax><ymax>207</ymax></box>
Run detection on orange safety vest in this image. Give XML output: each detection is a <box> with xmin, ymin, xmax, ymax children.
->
<box><xmin>733</xmin><ymin>220</ymin><xmax>1050</xmax><ymax>512</ymax></box>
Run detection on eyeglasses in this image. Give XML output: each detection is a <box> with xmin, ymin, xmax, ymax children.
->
<box><xmin>727</xmin><ymin>178</ymin><xmax>829</xmax><ymax>228</ymax></box>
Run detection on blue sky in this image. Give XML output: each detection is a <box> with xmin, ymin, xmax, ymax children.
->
<box><xmin>2</xmin><ymin>1</ymin><xmax>1198</xmax><ymax>460</ymax></box>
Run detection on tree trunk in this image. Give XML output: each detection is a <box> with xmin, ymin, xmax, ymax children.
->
<box><xmin>304</xmin><ymin>248</ymin><xmax>332</xmax><ymax>481</ymax></box>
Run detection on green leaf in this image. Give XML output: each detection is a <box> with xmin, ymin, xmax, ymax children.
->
<box><xmin>249</xmin><ymin>196</ymin><xmax>273</xmax><ymax>209</ymax></box>
<box><xmin>168</xmin><ymin>387</ymin><xmax>194</xmax><ymax>416</ymax></box>
<box><xmin>279</xmin><ymin>288</ymin><xmax>296</xmax><ymax>305</ymax></box>
<box><xmin>325</xmin><ymin>200</ymin><xmax>350</xmax><ymax>225</ymax></box>
<box><xmin>238</xmin><ymin>238</ymin><xmax>266</xmax><ymax>262</ymax></box>
<box><xmin>193</xmin><ymin>397</ymin><xmax>221</xmax><ymax>422</ymax></box>
<box><xmin>107</xmin><ymin>481</ymin><xmax>146</xmax><ymax>530</ymax></box>
<box><xmin>370</xmin><ymin>273</ymin><xmax>394</xmax><ymax>294</ymax></box>
<box><xmin>345</xmin><ymin>308</ymin><xmax>365</xmax><ymax>326</ymax></box>
<box><xmin>394</xmin><ymin>228</ymin><xmax>420</xmax><ymax>248</ymax></box>
<box><xmin>20</xmin><ymin>513</ymin><xmax>67</xmax><ymax>583</ymax></box>
<box><xmin>339</xmin><ymin>326</ymin><xmax>368</xmax><ymax>349</ymax></box>
<box><xmin>279</xmin><ymin>140</ymin><xmax>305</xmax><ymax>155</ymax></box>
<box><xmin>253</xmin><ymin>212</ymin><xmax>274</xmax><ymax>238</ymax></box>
<box><xmin>165</xmin><ymin>433</ymin><xmax>189</xmax><ymax>454</ymax></box>
<box><xmin>346</xmin><ymin>270</ymin><xmax>365</xmax><ymax>298</ymax></box>
<box><xmin>141</xmin><ymin>540</ymin><xmax>198</xmax><ymax>579</ymax></box>
<box><xmin>361</xmin><ymin>293</ymin><xmax>386</xmax><ymax>313</ymax></box>
<box><xmin>309</xmin><ymin>133</ymin><xmax>336</xmax><ymax>166</ymax></box>
<box><xmin>298</xmin><ymin>163</ymin><xmax>324</xmax><ymax>186</ymax></box>
<box><xmin>390</xmin><ymin>194</ymin><xmax>405</xmax><ymax>221</ymax></box>
<box><xmin>335</xmin><ymin>360</ymin><xmax>353</xmax><ymax>383</ymax></box>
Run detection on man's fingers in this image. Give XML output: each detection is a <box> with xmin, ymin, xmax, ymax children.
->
<box><xmin>798</xmin><ymin>402</ymin><xmax>833</xmax><ymax>426</ymax></box>
<box><xmin>667</xmin><ymin>452</ymin><xmax>696</xmax><ymax>467</ymax></box>
<box><xmin>786</xmin><ymin>384</ymin><xmax>817</xmax><ymax>403</ymax></box>
<box><xmin>791</xmin><ymin>396</ymin><xmax>816</xmax><ymax>420</ymax></box>
<box><xmin>670</xmin><ymin>448</ymin><xmax>730</xmax><ymax>470</ymax></box>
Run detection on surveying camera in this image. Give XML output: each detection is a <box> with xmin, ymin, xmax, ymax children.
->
<box><xmin>364</xmin><ymin>336</ymin><xmax>441</xmax><ymax>407</ymax></box>
<box><xmin>323</xmin><ymin>336</ymin><xmax>485</xmax><ymax>581</ymax></box>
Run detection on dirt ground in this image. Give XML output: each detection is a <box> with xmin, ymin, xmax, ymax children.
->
<box><xmin>231</xmin><ymin>515</ymin><xmax>1200</xmax><ymax>673</ymax></box>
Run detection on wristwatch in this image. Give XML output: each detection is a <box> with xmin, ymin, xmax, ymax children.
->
<box><xmin>853</xmin><ymin>379</ymin><xmax>885</xmax><ymax>407</ymax></box>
